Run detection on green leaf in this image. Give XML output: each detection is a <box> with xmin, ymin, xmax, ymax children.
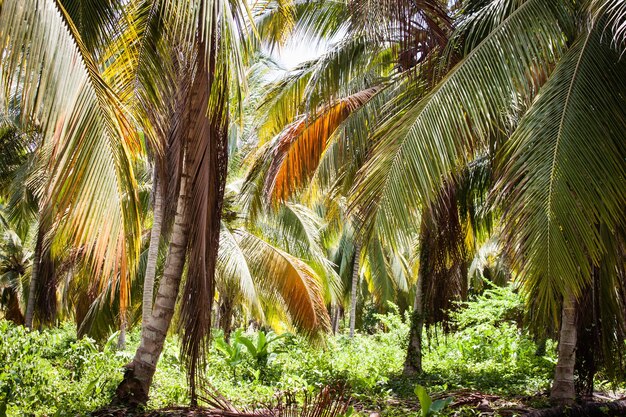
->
<box><xmin>414</xmin><ymin>385</ymin><xmax>432</xmax><ymax>417</ymax></box>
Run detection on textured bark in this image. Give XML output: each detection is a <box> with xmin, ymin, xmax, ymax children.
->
<box><xmin>404</xmin><ymin>273</ymin><xmax>424</xmax><ymax>374</ymax></box>
<box><xmin>551</xmin><ymin>293</ymin><xmax>578</xmax><ymax>405</ymax></box>
<box><xmin>114</xmin><ymin>157</ymin><xmax>191</xmax><ymax>406</ymax></box>
<box><xmin>24</xmin><ymin>228</ymin><xmax>43</xmax><ymax>329</ymax></box>
<box><xmin>117</xmin><ymin>316</ymin><xmax>127</xmax><ymax>350</ymax></box>
<box><xmin>219</xmin><ymin>297</ymin><xmax>234</xmax><ymax>342</ymax></box>
<box><xmin>142</xmin><ymin>173</ymin><xmax>164</xmax><ymax>324</ymax></box>
<box><xmin>349</xmin><ymin>244</ymin><xmax>360</xmax><ymax>338</ymax></box>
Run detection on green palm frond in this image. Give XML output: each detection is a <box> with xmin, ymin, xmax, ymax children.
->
<box><xmin>0</xmin><ymin>0</ymin><xmax>141</xmax><ymax>292</ymax></box>
<box><xmin>591</xmin><ymin>0</ymin><xmax>626</xmax><ymax>47</ymax></box>
<box><xmin>255</xmin><ymin>0</ymin><xmax>349</xmax><ymax>51</ymax></box>
<box><xmin>217</xmin><ymin>222</ymin><xmax>261</xmax><ymax>315</ymax></box>
<box><xmin>497</xmin><ymin>22</ymin><xmax>626</xmax><ymax>321</ymax></box>
<box><xmin>234</xmin><ymin>229</ymin><xmax>331</xmax><ymax>338</ymax></box>
<box><xmin>350</xmin><ymin>0</ymin><xmax>568</xmax><ymax>246</ymax></box>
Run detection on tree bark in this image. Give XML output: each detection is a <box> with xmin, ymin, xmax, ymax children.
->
<box><xmin>551</xmin><ymin>292</ymin><xmax>578</xmax><ymax>405</ymax></box>
<box><xmin>219</xmin><ymin>297</ymin><xmax>234</xmax><ymax>342</ymax></box>
<box><xmin>349</xmin><ymin>244</ymin><xmax>361</xmax><ymax>338</ymax></box>
<box><xmin>113</xmin><ymin>156</ymin><xmax>191</xmax><ymax>406</ymax></box>
<box><xmin>24</xmin><ymin>228</ymin><xmax>43</xmax><ymax>329</ymax></box>
<box><xmin>142</xmin><ymin>173</ymin><xmax>164</xmax><ymax>324</ymax></box>
<box><xmin>404</xmin><ymin>273</ymin><xmax>424</xmax><ymax>375</ymax></box>
<box><xmin>117</xmin><ymin>314</ymin><xmax>127</xmax><ymax>350</ymax></box>
<box><xmin>333</xmin><ymin>304</ymin><xmax>342</xmax><ymax>334</ymax></box>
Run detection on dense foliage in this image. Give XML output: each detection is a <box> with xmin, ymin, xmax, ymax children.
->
<box><xmin>1</xmin><ymin>0</ymin><xmax>626</xmax><ymax>413</ymax></box>
<box><xmin>0</xmin><ymin>287</ymin><xmax>560</xmax><ymax>416</ymax></box>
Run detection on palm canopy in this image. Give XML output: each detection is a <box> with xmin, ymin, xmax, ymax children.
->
<box><xmin>247</xmin><ymin>0</ymin><xmax>626</xmax><ymax>329</ymax></box>
<box><xmin>0</xmin><ymin>0</ymin><xmax>142</xmax><ymax>287</ymax></box>
<box><xmin>352</xmin><ymin>0</ymin><xmax>626</xmax><ymax>323</ymax></box>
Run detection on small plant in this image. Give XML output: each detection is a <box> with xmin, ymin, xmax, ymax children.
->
<box><xmin>414</xmin><ymin>385</ymin><xmax>453</xmax><ymax>417</ymax></box>
<box><xmin>214</xmin><ymin>331</ymin><xmax>244</xmax><ymax>379</ymax></box>
<box><xmin>236</xmin><ymin>330</ymin><xmax>285</xmax><ymax>381</ymax></box>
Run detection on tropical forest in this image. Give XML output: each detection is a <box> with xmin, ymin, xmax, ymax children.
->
<box><xmin>1</xmin><ymin>1</ymin><xmax>626</xmax><ymax>416</ymax></box>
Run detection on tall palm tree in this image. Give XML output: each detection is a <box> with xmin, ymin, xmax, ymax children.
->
<box><xmin>350</xmin><ymin>0</ymin><xmax>626</xmax><ymax>404</ymax></box>
<box><xmin>250</xmin><ymin>0</ymin><xmax>626</xmax><ymax>404</ymax></box>
<box><xmin>0</xmin><ymin>0</ymin><xmax>143</xmax><ymax>335</ymax></box>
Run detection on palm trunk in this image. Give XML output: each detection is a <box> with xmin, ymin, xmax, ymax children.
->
<box><xmin>114</xmin><ymin>158</ymin><xmax>191</xmax><ymax>406</ymax></box>
<box><xmin>331</xmin><ymin>305</ymin><xmax>339</xmax><ymax>334</ymax></box>
<box><xmin>117</xmin><ymin>314</ymin><xmax>127</xmax><ymax>350</ymax></box>
<box><xmin>5</xmin><ymin>287</ymin><xmax>25</xmax><ymax>325</ymax></box>
<box><xmin>349</xmin><ymin>244</ymin><xmax>361</xmax><ymax>338</ymax></box>
<box><xmin>550</xmin><ymin>292</ymin><xmax>578</xmax><ymax>405</ymax></box>
<box><xmin>219</xmin><ymin>297</ymin><xmax>234</xmax><ymax>342</ymax></box>
<box><xmin>142</xmin><ymin>173</ymin><xmax>164</xmax><ymax>324</ymax></box>
<box><xmin>24</xmin><ymin>228</ymin><xmax>43</xmax><ymax>329</ymax></box>
<box><xmin>404</xmin><ymin>273</ymin><xmax>424</xmax><ymax>374</ymax></box>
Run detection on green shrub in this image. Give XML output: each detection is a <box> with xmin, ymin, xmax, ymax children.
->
<box><xmin>0</xmin><ymin>321</ymin><xmax>126</xmax><ymax>416</ymax></box>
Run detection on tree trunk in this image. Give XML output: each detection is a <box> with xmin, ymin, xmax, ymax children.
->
<box><xmin>404</xmin><ymin>274</ymin><xmax>424</xmax><ymax>375</ymax></box>
<box><xmin>551</xmin><ymin>292</ymin><xmax>578</xmax><ymax>405</ymax></box>
<box><xmin>349</xmin><ymin>244</ymin><xmax>361</xmax><ymax>338</ymax></box>
<box><xmin>113</xmin><ymin>157</ymin><xmax>191</xmax><ymax>407</ymax></box>
<box><xmin>4</xmin><ymin>287</ymin><xmax>25</xmax><ymax>325</ymax></box>
<box><xmin>333</xmin><ymin>304</ymin><xmax>341</xmax><ymax>334</ymax></box>
<box><xmin>24</xmin><ymin>228</ymin><xmax>43</xmax><ymax>329</ymax></box>
<box><xmin>219</xmin><ymin>297</ymin><xmax>234</xmax><ymax>342</ymax></box>
<box><xmin>117</xmin><ymin>314</ymin><xmax>127</xmax><ymax>350</ymax></box>
<box><xmin>142</xmin><ymin>173</ymin><xmax>164</xmax><ymax>324</ymax></box>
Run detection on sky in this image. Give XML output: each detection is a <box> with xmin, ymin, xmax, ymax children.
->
<box><xmin>272</xmin><ymin>38</ymin><xmax>329</xmax><ymax>70</ymax></box>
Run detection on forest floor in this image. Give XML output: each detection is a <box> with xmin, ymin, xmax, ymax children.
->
<box><xmin>91</xmin><ymin>390</ymin><xmax>626</xmax><ymax>417</ymax></box>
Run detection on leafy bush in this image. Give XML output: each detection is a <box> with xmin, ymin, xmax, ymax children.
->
<box><xmin>0</xmin><ymin>321</ymin><xmax>126</xmax><ymax>416</ymax></box>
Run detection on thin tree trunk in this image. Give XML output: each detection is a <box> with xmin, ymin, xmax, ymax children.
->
<box><xmin>349</xmin><ymin>244</ymin><xmax>361</xmax><ymax>338</ymax></box>
<box><xmin>24</xmin><ymin>228</ymin><xmax>43</xmax><ymax>329</ymax></box>
<box><xmin>331</xmin><ymin>305</ymin><xmax>339</xmax><ymax>334</ymax></box>
<box><xmin>142</xmin><ymin>173</ymin><xmax>164</xmax><ymax>324</ymax></box>
<box><xmin>551</xmin><ymin>292</ymin><xmax>578</xmax><ymax>405</ymax></box>
<box><xmin>114</xmin><ymin>157</ymin><xmax>191</xmax><ymax>406</ymax></box>
<box><xmin>117</xmin><ymin>314</ymin><xmax>127</xmax><ymax>350</ymax></box>
<box><xmin>404</xmin><ymin>273</ymin><xmax>424</xmax><ymax>374</ymax></box>
<box><xmin>219</xmin><ymin>297</ymin><xmax>234</xmax><ymax>342</ymax></box>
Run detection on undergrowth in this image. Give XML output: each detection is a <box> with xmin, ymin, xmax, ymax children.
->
<box><xmin>0</xmin><ymin>286</ymin><xmax>557</xmax><ymax>416</ymax></box>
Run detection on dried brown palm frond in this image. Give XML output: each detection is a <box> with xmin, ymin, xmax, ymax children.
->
<box><xmin>199</xmin><ymin>384</ymin><xmax>351</xmax><ymax>417</ymax></box>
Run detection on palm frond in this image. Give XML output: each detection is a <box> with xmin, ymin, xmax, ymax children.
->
<box><xmin>217</xmin><ymin>222</ymin><xmax>262</xmax><ymax>316</ymax></box>
<box><xmin>497</xmin><ymin>22</ymin><xmax>626</xmax><ymax>321</ymax></box>
<box><xmin>0</xmin><ymin>0</ymin><xmax>142</xmax><ymax>304</ymax></box>
<box><xmin>350</xmin><ymin>0</ymin><xmax>568</xmax><ymax>247</ymax></box>
<box><xmin>264</xmin><ymin>87</ymin><xmax>381</xmax><ymax>202</ymax></box>
<box><xmin>235</xmin><ymin>229</ymin><xmax>331</xmax><ymax>338</ymax></box>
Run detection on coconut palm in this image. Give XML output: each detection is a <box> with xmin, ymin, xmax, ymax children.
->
<box><xmin>250</xmin><ymin>0</ymin><xmax>626</xmax><ymax>403</ymax></box>
<box><xmin>350</xmin><ymin>0</ymin><xmax>626</xmax><ymax>404</ymax></box>
<box><xmin>0</xmin><ymin>0</ymin><xmax>143</xmax><ymax>326</ymax></box>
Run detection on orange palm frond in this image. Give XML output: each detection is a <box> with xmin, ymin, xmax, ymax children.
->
<box><xmin>236</xmin><ymin>229</ymin><xmax>331</xmax><ymax>338</ymax></box>
<box><xmin>264</xmin><ymin>86</ymin><xmax>381</xmax><ymax>202</ymax></box>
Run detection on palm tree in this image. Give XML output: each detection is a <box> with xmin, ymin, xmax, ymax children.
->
<box><xmin>251</xmin><ymin>0</ymin><xmax>626</xmax><ymax>403</ymax></box>
<box><xmin>0</xmin><ymin>0</ymin><xmax>143</xmax><ymax>336</ymax></box>
<box><xmin>350</xmin><ymin>0</ymin><xmax>626</xmax><ymax>404</ymax></box>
